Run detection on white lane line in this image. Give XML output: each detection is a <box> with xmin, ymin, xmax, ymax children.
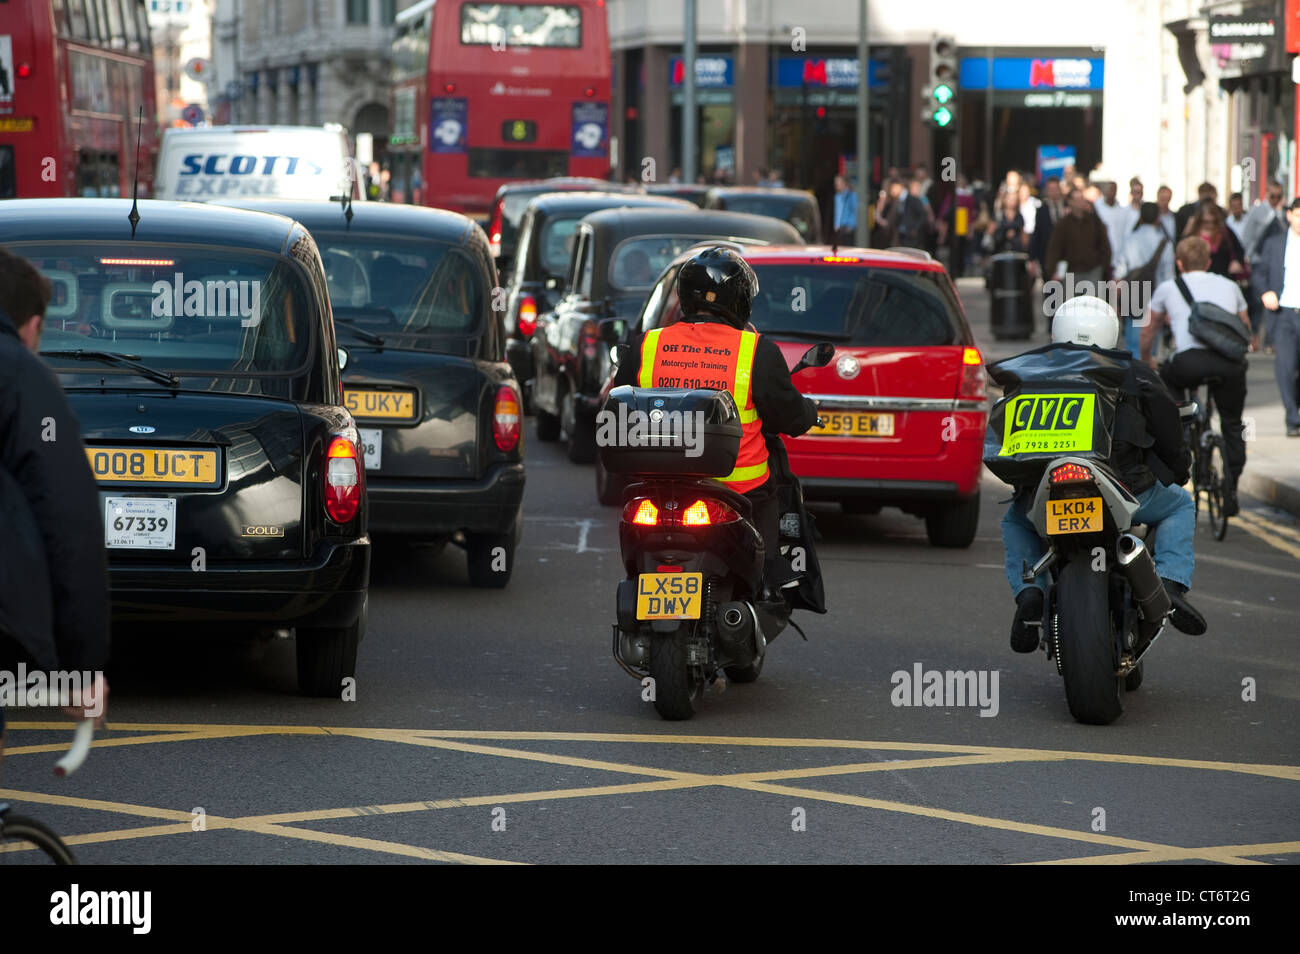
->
<box><xmin>577</xmin><ymin>519</ymin><xmax>593</xmax><ymax>553</ymax></box>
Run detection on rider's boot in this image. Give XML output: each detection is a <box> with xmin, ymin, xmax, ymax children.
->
<box><xmin>1162</xmin><ymin>579</ymin><xmax>1207</xmax><ymax>635</ymax></box>
<box><xmin>1010</xmin><ymin>586</ymin><xmax>1044</xmax><ymax>653</ymax></box>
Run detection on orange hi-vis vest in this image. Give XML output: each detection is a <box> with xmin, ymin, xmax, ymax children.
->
<box><xmin>639</xmin><ymin>321</ymin><xmax>770</xmax><ymax>493</ymax></box>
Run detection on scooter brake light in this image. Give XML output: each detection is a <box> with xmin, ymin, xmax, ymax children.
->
<box><xmin>628</xmin><ymin>499</ymin><xmax>659</xmax><ymax>526</ymax></box>
<box><xmin>682</xmin><ymin>500</ymin><xmax>712</xmax><ymax>526</ymax></box>
<box><xmin>1050</xmin><ymin>462</ymin><xmax>1093</xmax><ymax>484</ymax></box>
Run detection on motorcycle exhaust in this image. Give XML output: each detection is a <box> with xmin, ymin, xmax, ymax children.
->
<box><xmin>1116</xmin><ymin>534</ymin><xmax>1171</xmax><ymax>631</ymax></box>
<box><xmin>716</xmin><ymin>601</ymin><xmax>757</xmax><ymax>666</ymax></box>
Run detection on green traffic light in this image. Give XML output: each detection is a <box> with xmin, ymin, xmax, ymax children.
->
<box><xmin>933</xmin><ymin>84</ymin><xmax>954</xmax><ymax>105</ymax></box>
<box><xmin>933</xmin><ymin>106</ymin><xmax>953</xmax><ymax>127</ymax></box>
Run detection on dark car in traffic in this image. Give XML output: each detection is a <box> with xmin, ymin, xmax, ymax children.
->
<box><xmin>703</xmin><ymin>187</ymin><xmax>823</xmax><ymax>243</ymax></box>
<box><xmin>530</xmin><ymin>207</ymin><xmax>802</xmax><ymax>461</ymax></box>
<box><xmin>216</xmin><ymin>198</ymin><xmax>526</xmax><ymax>588</ymax></box>
<box><xmin>503</xmin><ymin>190</ymin><xmax>694</xmax><ymax>400</ymax></box>
<box><xmin>3</xmin><ymin>198</ymin><xmax>370</xmax><ymax>694</ymax></box>
<box><xmin>488</xmin><ymin>177</ymin><xmax>640</xmax><ymax>276</ymax></box>
<box><xmin>644</xmin><ymin>183</ymin><xmax>711</xmax><ymax>207</ymax></box>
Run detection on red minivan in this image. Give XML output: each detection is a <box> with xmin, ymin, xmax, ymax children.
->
<box><xmin>597</xmin><ymin>244</ymin><xmax>988</xmax><ymax>547</ymax></box>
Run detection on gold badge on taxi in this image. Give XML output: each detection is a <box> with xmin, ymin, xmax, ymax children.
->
<box><xmin>86</xmin><ymin>447</ymin><xmax>220</xmax><ymax>486</ymax></box>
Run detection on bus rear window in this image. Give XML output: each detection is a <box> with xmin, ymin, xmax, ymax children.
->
<box><xmin>469</xmin><ymin>149</ymin><xmax>569</xmax><ymax>180</ymax></box>
<box><xmin>460</xmin><ymin>4</ymin><xmax>582</xmax><ymax>47</ymax></box>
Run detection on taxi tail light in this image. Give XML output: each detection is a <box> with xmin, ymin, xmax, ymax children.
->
<box><xmin>1050</xmin><ymin>462</ymin><xmax>1094</xmax><ymax>485</ymax></box>
<box><xmin>492</xmin><ymin>385</ymin><xmax>521</xmax><ymax>452</ymax></box>
<box><xmin>958</xmin><ymin>346</ymin><xmax>986</xmax><ymax>401</ymax></box>
<box><xmin>518</xmin><ymin>295</ymin><xmax>538</xmax><ymax>337</ymax></box>
<box><xmin>581</xmin><ymin>319</ymin><xmax>600</xmax><ymax>361</ymax></box>
<box><xmin>324</xmin><ymin>436</ymin><xmax>363</xmax><ymax>524</ymax></box>
<box><xmin>488</xmin><ymin>198</ymin><xmax>504</xmax><ymax>248</ymax></box>
<box><xmin>625</xmin><ymin>499</ymin><xmax>660</xmax><ymax>526</ymax></box>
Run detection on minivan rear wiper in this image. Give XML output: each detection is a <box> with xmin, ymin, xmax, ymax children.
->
<box><xmin>41</xmin><ymin>350</ymin><xmax>181</xmax><ymax>388</ymax></box>
<box><xmin>333</xmin><ymin>318</ymin><xmax>386</xmax><ymax>348</ymax></box>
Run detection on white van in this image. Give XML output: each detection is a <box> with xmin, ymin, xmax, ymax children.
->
<box><xmin>154</xmin><ymin>125</ymin><xmax>366</xmax><ymax>202</ymax></box>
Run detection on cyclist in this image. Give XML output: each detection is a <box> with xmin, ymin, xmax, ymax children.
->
<box><xmin>1141</xmin><ymin>235</ymin><xmax>1250</xmax><ymax>517</ymax></box>
<box><xmin>613</xmin><ymin>245</ymin><xmax>818</xmax><ymax>594</ymax></box>
<box><xmin>1003</xmin><ymin>295</ymin><xmax>1207</xmax><ymax>654</ymax></box>
<box><xmin>0</xmin><ymin>247</ymin><xmax>109</xmax><ymax>760</ymax></box>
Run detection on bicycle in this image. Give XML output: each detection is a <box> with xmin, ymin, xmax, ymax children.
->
<box><xmin>0</xmin><ymin>687</ymin><xmax>95</xmax><ymax>865</ymax></box>
<box><xmin>1176</xmin><ymin>378</ymin><xmax>1230</xmax><ymax>541</ymax></box>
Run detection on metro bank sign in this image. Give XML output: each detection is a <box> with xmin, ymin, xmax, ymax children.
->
<box><xmin>959</xmin><ymin>56</ymin><xmax>1105</xmax><ymax>90</ymax></box>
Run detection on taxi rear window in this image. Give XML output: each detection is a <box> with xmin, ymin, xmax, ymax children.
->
<box><xmin>748</xmin><ymin>264</ymin><xmax>964</xmax><ymax>347</ymax></box>
<box><xmin>314</xmin><ymin>234</ymin><xmax>483</xmax><ymax>344</ymax></box>
<box><xmin>13</xmin><ymin>242</ymin><xmax>314</xmax><ymax>377</ymax></box>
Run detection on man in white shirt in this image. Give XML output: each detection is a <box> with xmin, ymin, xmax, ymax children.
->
<box><xmin>1226</xmin><ymin>192</ymin><xmax>1248</xmax><ymax>243</ymax></box>
<box><xmin>1094</xmin><ymin>181</ymin><xmax>1130</xmax><ymax>272</ymax></box>
<box><xmin>1255</xmin><ymin>196</ymin><xmax>1300</xmax><ymax>435</ymax></box>
<box><xmin>1155</xmin><ymin>185</ymin><xmax>1177</xmax><ymax>240</ymax></box>
<box><xmin>1142</xmin><ymin>236</ymin><xmax>1251</xmax><ymax>513</ymax></box>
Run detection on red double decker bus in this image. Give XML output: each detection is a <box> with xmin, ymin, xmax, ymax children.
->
<box><xmin>0</xmin><ymin>0</ymin><xmax>158</xmax><ymax>199</ymax></box>
<box><xmin>393</xmin><ymin>0</ymin><xmax>610</xmax><ymax>220</ymax></box>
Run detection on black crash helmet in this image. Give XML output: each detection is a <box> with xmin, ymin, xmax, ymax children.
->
<box><xmin>676</xmin><ymin>246</ymin><xmax>759</xmax><ymax>329</ymax></box>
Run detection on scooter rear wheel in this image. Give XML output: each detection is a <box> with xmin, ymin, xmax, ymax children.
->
<box><xmin>648</xmin><ymin>625</ymin><xmax>703</xmax><ymax>720</ymax></box>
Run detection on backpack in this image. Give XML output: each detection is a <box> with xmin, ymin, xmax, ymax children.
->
<box><xmin>1173</xmin><ymin>275</ymin><xmax>1250</xmax><ymax>362</ymax></box>
<box><xmin>1126</xmin><ymin>234</ymin><xmax>1168</xmax><ymax>289</ymax></box>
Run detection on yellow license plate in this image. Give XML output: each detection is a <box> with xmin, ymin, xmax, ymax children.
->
<box><xmin>0</xmin><ymin>118</ymin><xmax>34</xmax><ymax>133</ymax></box>
<box><xmin>635</xmin><ymin>572</ymin><xmax>703</xmax><ymax>620</ymax></box>
<box><xmin>86</xmin><ymin>447</ymin><xmax>220</xmax><ymax>485</ymax></box>
<box><xmin>812</xmin><ymin>411</ymin><xmax>895</xmax><ymax>437</ymax></box>
<box><xmin>1046</xmin><ymin>497</ymin><xmax>1103</xmax><ymax>535</ymax></box>
<box><xmin>344</xmin><ymin>388</ymin><xmax>416</xmax><ymax>420</ymax></box>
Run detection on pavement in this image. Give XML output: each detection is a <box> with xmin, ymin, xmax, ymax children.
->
<box><xmin>955</xmin><ymin>277</ymin><xmax>1300</xmax><ymax>519</ymax></box>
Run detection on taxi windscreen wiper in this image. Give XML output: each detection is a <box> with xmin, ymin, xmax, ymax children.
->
<box><xmin>333</xmin><ymin>318</ymin><xmax>386</xmax><ymax>348</ymax></box>
<box><xmin>41</xmin><ymin>350</ymin><xmax>181</xmax><ymax>389</ymax></box>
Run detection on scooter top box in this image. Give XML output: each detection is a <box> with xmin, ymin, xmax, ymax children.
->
<box><xmin>598</xmin><ymin>386</ymin><xmax>742</xmax><ymax>478</ymax></box>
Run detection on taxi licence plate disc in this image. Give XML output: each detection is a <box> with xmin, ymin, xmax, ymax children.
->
<box><xmin>345</xmin><ymin>389</ymin><xmax>416</xmax><ymax>421</ymax></box>
<box><xmin>812</xmin><ymin>412</ymin><xmax>895</xmax><ymax>437</ymax></box>
<box><xmin>1046</xmin><ymin>497</ymin><xmax>1103</xmax><ymax>535</ymax></box>
<box><xmin>635</xmin><ymin>572</ymin><xmax>703</xmax><ymax>620</ymax></box>
<box><xmin>357</xmin><ymin>428</ymin><xmax>382</xmax><ymax>470</ymax></box>
<box><xmin>104</xmin><ymin>497</ymin><xmax>177</xmax><ymax>550</ymax></box>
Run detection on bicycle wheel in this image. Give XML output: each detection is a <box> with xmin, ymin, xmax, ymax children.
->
<box><xmin>0</xmin><ymin>814</ymin><xmax>77</xmax><ymax>864</ymax></box>
<box><xmin>1204</xmin><ymin>437</ymin><xmax>1227</xmax><ymax>541</ymax></box>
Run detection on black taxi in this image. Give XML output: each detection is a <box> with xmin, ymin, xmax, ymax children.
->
<box><xmin>216</xmin><ymin>198</ymin><xmax>525</xmax><ymax>588</ymax></box>
<box><xmin>2</xmin><ymin>199</ymin><xmax>369</xmax><ymax>695</ymax></box>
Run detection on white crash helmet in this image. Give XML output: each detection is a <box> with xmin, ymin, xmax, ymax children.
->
<box><xmin>1051</xmin><ymin>295</ymin><xmax>1120</xmax><ymax>350</ymax></box>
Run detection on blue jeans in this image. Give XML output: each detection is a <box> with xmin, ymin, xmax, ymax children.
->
<box><xmin>1002</xmin><ymin>481</ymin><xmax>1195</xmax><ymax>596</ymax></box>
<box><xmin>1123</xmin><ymin>319</ymin><xmax>1142</xmax><ymax>360</ymax></box>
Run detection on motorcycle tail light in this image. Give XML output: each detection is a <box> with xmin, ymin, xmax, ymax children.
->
<box><xmin>324</xmin><ymin>436</ymin><xmax>363</xmax><ymax>524</ymax></box>
<box><xmin>1050</xmin><ymin>462</ymin><xmax>1093</xmax><ymax>484</ymax></box>
<box><xmin>682</xmin><ymin>498</ymin><xmax>738</xmax><ymax>526</ymax></box>
<box><xmin>626</xmin><ymin>499</ymin><xmax>659</xmax><ymax>526</ymax></box>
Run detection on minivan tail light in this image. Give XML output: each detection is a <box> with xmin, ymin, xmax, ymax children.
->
<box><xmin>493</xmin><ymin>386</ymin><xmax>521</xmax><ymax>452</ymax></box>
<box><xmin>959</xmin><ymin>347</ymin><xmax>986</xmax><ymax>400</ymax></box>
<box><xmin>518</xmin><ymin>295</ymin><xmax>537</xmax><ymax>337</ymax></box>
<box><xmin>324</xmin><ymin>436</ymin><xmax>363</xmax><ymax>524</ymax></box>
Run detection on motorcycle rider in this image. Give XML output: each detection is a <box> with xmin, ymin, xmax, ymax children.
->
<box><xmin>1000</xmin><ymin>295</ymin><xmax>1207</xmax><ymax>653</ymax></box>
<box><xmin>613</xmin><ymin>246</ymin><xmax>818</xmax><ymax>593</ymax></box>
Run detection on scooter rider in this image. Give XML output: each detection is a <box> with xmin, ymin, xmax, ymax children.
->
<box><xmin>1001</xmin><ymin>295</ymin><xmax>1207</xmax><ymax>652</ymax></box>
<box><xmin>613</xmin><ymin>246</ymin><xmax>818</xmax><ymax>592</ymax></box>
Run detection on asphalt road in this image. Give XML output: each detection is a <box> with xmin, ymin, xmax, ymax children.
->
<box><xmin>2</xmin><ymin>280</ymin><xmax>1297</xmax><ymax>866</ymax></box>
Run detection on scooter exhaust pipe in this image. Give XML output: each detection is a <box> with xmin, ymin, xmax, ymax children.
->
<box><xmin>716</xmin><ymin>601</ymin><xmax>757</xmax><ymax>666</ymax></box>
<box><xmin>1116</xmin><ymin>534</ymin><xmax>1171</xmax><ymax>628</ymax></box>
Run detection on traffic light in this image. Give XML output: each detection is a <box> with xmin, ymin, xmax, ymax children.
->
<box><xmin>921</xmin><ymin>34</ymin><xmax>958</xmax><ymax>129</ymax></box>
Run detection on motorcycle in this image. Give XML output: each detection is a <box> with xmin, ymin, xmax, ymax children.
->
<box><xmin>1020</xmin><ymin>455</ymin><xmax>1172</xmax><ymax>725</ymax></box>
<box><xmin>602</xmin><ymin>342</ymin><xmax>833</xmax><ymax>720</ymax></box>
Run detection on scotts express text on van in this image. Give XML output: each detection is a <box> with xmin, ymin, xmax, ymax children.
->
<box><xmin>173</xmin><ymin>154</ymin><xmax>324</xmax><ymax>197</ymax></box>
